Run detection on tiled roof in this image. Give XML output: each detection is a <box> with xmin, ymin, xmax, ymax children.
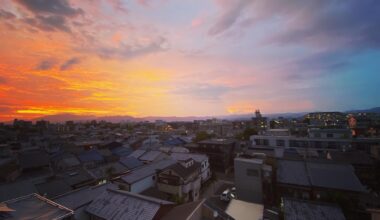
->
<box><xmin>86</xmin><ymin>189</ymin><xmax>172</xmax><ymax>220</ymax></box>
<box><xmin>284</xmin><ymin>198</ymin><xmax>346</xmax><ymax>220</ymax></box>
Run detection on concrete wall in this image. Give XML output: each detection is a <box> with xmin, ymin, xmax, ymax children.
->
<box><xmin>234</xmin><ymin>158</ymin><xmax>263</xmax><ymax>203</ymax></box>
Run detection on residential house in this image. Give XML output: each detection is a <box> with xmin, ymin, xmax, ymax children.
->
<box><xmin>157</xmin><ymin>159</ymin><xmax>201</xmax><ymax>202</ymax></box>
<box><xmin>276</xmin><ymin>160</ymin><xmax>366</xmax><ymax>202</ymax></box>
<box><xmin>170</xmin><ymin>152</ymin><xmax>211</xmax><ymax>183</ymax></box>
<box><xmin>114</xmin><ymin>159</ymin><xmax>176</xmax><ymax>193</ymax></box>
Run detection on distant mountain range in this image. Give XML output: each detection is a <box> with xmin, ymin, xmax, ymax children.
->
<box><xmin>25</xmin><ymin>106</ymin><xmax>379</xmax><ymax>123</ymax></box>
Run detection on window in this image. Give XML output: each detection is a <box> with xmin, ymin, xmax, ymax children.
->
<box><xmin>246</xmin><ymin>169</ymin><xmax>259</xmax><ymax>177</ymax></box>
<box><xmin>152</xmin><ymin>176</ymin><xmax>155</xmax><ymax>180</ymax></box>
<box><xmin>326</xmin><ymin>133</ymin><xmax>333</xmax><ymax>138</ymax></box>
<box><xmin>276</xmin><ymin>139</ymin><xmax>285</xmax><ymax>147</ymax></box>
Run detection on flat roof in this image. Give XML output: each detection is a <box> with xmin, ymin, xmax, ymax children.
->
<box><xmin>225</xmin><ymin>199</ymin><xmax>263</xmax><ymax>220</ymax></box>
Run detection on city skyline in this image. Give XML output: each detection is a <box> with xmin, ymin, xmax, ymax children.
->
<box><xmin>1</xmin><ymin>0</ymin><xmax>380</xmax><ymax>121</ymax></box>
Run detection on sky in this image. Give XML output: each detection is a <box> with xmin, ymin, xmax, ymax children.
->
<box><xmin>0</xmin><ymin>0</ymin><xmax>380</xmax><ymax>121</ymax></box>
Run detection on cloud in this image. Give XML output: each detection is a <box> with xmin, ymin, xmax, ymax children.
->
<box><xmin>0</xmin><ymin>9</ymin><xmax>16</xmax><ymax>19</ymax></box>
<box><xmin>173</xmin><ymin>83</ymin><xmax>229</xmax><ymax>100</ymax></box>
<box><xmin>35</xmin><ymin>59</ymin><xmax>57</xmax><ymax>70</ymax></box>
<box><xmin>60</xmin><ymin>57</ymin><xmax>81</xmax><ymax>70</ymax></box>
<box><xmin>267</xmin><ymin>0</ymin><xmax>380</xmax><ymax>50</ymax></box>
<box><xmin>209</xmin><ymin>0</ymin><xmax>253</xmax><ymax>35</ymax></box>
<box><xmin>23</xmin><ymin>15</ymin><xmax>71</xmax><ymax>32</ymax></box>
<box><xmin>15</xmin><ymin>0</ymin><xmax>83</xmax><ymax>17</ymax></box>
<box><xmin>93</xmin><ymin>36</ymin><xmax>168</xmax><ymax>59</ymax></box>
<box><xmin>283</xmin><ymin>51</ymin><xmax>350</xmax><ymax>80</ymax></box>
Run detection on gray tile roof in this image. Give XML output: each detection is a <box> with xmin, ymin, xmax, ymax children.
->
<box><xmin>277</xmin><ymin>160</ymin><xmax>365</xmax><ymax>192</ymax></box>
<box><xmin>170</xmin><ymin>152</ymin><xmax>208</xmax><ymax>163</ymax></box>
<box><xmin>139</xmin><ymin>150</ymin><xmax>167</xmax><ymax>162</ymax></box>
<box><xmin>284</xmin><ymin>198</ymin><xmax>346</xmax><ymax>220</ymax></box>
<box><xmin>129</xmin><ymin>150</ymin><xmax>146</xmax><ymax>159</ymax></box>
<box><xmin>35</xmin><ymin>180</ymin><xmax>72</xmax><ymax>199</ymax></box>
<box><xmin>18</xmin><ymin>150</ymin><xmax>50</xmax><ymax>170</ymax></box>
<box><xmin>164</xmin><ymin>162</ymin><xmax>200</xmax><ymax>180</ymax></box>
<box><xmin>0</xmin><ymin>180</ymin><xmax>37</xmax><ymax>202</ymax></box>
<box><xmin>120</xmin><ymin>159</ymin><xmax>176</xmax><ymax>184</ymax></box>
<box><xmin>54</xmin><ymin>183</ymin><xmax>117</xmax><ymax>210</ymax></box>
<box><xmin>277</xmin><ymin>160</ymin><xmax>310</xmax><ymax>186</ymax></box>
<box><xmin>119</xmin><ymin>156</ymin><xmax>144</xmax><ymax>170</ymax></box>
<box><xmin>86</xmin><ymin>189</ymin><xmax>173</xmax><ymax>220</ymax></box>
<box><xmin>0</xmin><ymin>193</ymin><xmax>73</xmax><ymax>219</ymax></box>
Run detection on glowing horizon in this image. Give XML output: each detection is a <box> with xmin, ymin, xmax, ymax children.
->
<box><xmin>1</xmin><ymin>0</ymin><xmax>379</xmax><ymax>121</ymax></box>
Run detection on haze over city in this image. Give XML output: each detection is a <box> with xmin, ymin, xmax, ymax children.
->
<box><xmin>1</xmin><ymin>0</ymin><xmax>379</xmax><ymax>122</ymax></box>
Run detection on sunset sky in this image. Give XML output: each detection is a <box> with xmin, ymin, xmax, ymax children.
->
<box><xmin>0</xmin><ymin>0</ymin><xmax>379</xmax><ymax>121</ymax></box>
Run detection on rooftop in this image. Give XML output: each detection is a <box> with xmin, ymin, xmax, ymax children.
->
<box><xmin>277</xmin><ymin>160</ymin><xmax>366</xmax><ymax>192</ymax></box>
<box><xmin>283</xmin><ymin>198</ymin><xmax>346</xmax><ymax>220</ymax></box>
<box><xmin>120</xmin><ymin>159</ymin><xmax>176</xmax><ymax>184</ymax></box>
<box><xmin>0</xmin><ymin>193</ymin><xmax>73</xmax><ymax>220</ymax></box>
<box><xmin>86</xmin><ymin>189</ymin><xmax>173</xmax><ymax>220</ymax></box>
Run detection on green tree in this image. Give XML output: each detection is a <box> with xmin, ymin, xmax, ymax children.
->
<box><xmin>193</xmin><ymin>131</ymin><xmax>215</xmax><ymax>143</ymax></box>
<box><xmin>235</xmin><ymin>127</ymin><xmax>258</xmax><ymax>140</ymax></box>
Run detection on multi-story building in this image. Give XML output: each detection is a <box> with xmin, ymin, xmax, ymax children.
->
<box><xmin>194</xmin><ymin>139</ymin><xmax>235</xmax><ymax>172</ymax></box>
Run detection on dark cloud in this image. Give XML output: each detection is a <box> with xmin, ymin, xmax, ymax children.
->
<box><xmin>23</xmin><ymin>15</ymin><xmax>71</xmax><ymax>32</ymax></box>
<box><xmin>268</xmin><ymin>0</ymin><xmax>380</xmax><ymax>50</ymax></box>
<box><xmin>283</xmin><ymin>51</ymin><xmax>350</xmax><ymax>81</ymax></box>
<box><xmin>94</xmin><ymin>37</ymin><xmax>168</xmax><ymax>60</ymax></box>
<box><xmin>210</xmin><ymin>0</ymin><xmax>380</xmax><ymax>50</ymax></box>
<box><xmin>0</xmin><ymin>9</ymin><xmax>16</xmax><ymax>19</ymax></box>
<box><xmin>60</xmin><ymin>57</ymin><xmax>81</xmax><ymax>70</ymax></box>
<box><xmin>35</xmin><ymin>59</ymin><xmax>57</xmax><ymax>70</ymax></box>
<box><xmin>15</xmin><ymin>0</ymin><xmax>83</xmax><ymax>17</ymax></box>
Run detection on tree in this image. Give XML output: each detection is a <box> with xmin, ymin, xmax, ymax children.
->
<box><xmin>193</xmin><ymin>131</ymin><xmax>215</xmax><ymax>143</ymax></box>
<box><xmin>235</xmin><ymin>127</ymin><xmax>258</xmax><ymax>140</ymax></box>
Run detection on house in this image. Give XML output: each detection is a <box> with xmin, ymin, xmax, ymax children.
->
<box><xmin>17</xmin><ymin>150</ymin><xmax>50</xmax><ymax>172</ymax></box>
<box><xmin>129</xmin><ymin>149</ymin><xmax>147</xmax><ymax>159</ymax></box>
<box><xmin>170</xmin><ymin>152</ymin><xmax>211</xmax><ymax>183</ymax></box>
<box><xmin>85</xmin><ymin>189</ymin><xmax>174</xmax><ymax>220</ymax></box>
<box><xmin>35</xmin><ymin>179</ymin><xmax>72</xmax><ymax>199</ymax></box>
<box><xmin>161</xmin><ymin>199</ymin><xmax>234</xmax><ymax>220</ymax></box>
<box><xmin>111</xmin><ymin>146</ymin><xmax>133</xmax><ymax>158</ymax></box>
<box><xmin>0</xmin><ymin>193</ymin><xmax>73</xmax><ymax>219</ymax></box>
<box><xmin>114</xmin><ymin>159</ymin><xmax>176</xmax><ymax>193</ymax></box>
<box><xmin>51</xmin><ymin>152</ymin><xmax>81</xmax><ymax>171</ymax></box>
<box><xmin>87</xmin><ymin>162</ymin><xmax>129</xmax><ymax>181</ymax></box>
<box><xmin>283</xmin><ymin>198</ymin><xmax>346</xmax><ymax>220</ymax></box>
<box><xmin>0</xmin><ymin>158</ymin><xmax>20</xmax><ymax>183</ymax></box>
<box><xmin>119</xmin><ymin>156</ymin><xmax>144</xmax><ymax>170</ymax></box>
<box><xmin>157</xmin><ymin>159</ymin><xmax>201</xmax><ymax>202</ymax></box>
<box><xmin>54</xmin><ymin>183</ymin><xmax>117</xmax><ymax>220</ymax></box>
<box><xmin>77</xmin><ymin>149</ymin><xmax>104</xmax><ymax>168</ymax></box>
<box><xmin>276</xmin><ymin>159</ymin><xmax>366</xmax><ymax>201</ymax></box>
<box><xmin>0</xmin><ymin>180</ymin><xmax>37</xmax><ymax>202</ymax></box>
<box><xmin>138</xmin><ymin>150</ymin><xmax>169</xmax><ymax>163</ymax></box>
<box><xmin>61</xmin><ymin>168</ymin><xmax>96</xmax><ymax>189</ymax></box>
